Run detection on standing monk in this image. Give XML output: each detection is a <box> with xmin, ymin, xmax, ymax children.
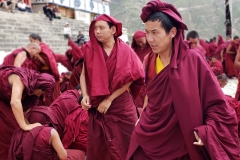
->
<box><xmin>29</xmin><ymin>33</ymin><xmax>61</xmax><ymax>105</ymax></box>
<box><xmin>131</xmin><ymin>30</ymin><xmax>152</xmax><ymax>62</ymax></box>
<box><xmin>2</xmin><ymin>43</ymin><xmax>40</xmax><ymax>69</ymax></box>
<box><xmin>225</xmin><ymin>36</ymin><xmax>239</xmax><ymax>78</ymax></box>
<box><xmin>126</xmin><ymin>1</ymin><xmax>240</xmax><ymax>159</ymax></box>
<box><xmin>0</xmin><ymin>66</ymin><xmax>55</xmax><ymax>159</ymax></box>
<box><xmin>66</xmin><ymin>38</ymin><xmax>84</xmax><ymax>90</ymax></box>
<box><xmin>186</xmin><ymin>30</ymin><xmax>206</xmax><ymax>57</ymax></box>
<box><xmin>80</xmin><ymin>14</ymin><xmax>144</xmax><ymax>160</ymax></box>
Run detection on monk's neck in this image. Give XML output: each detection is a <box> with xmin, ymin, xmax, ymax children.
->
<box><xmin>102</xmin><ymin>39</ymin><xmax>115</xmax><ymax>56</ymax></box>
<box><xmin>158</xmin><ymin>46</ymin><xmax>172</xmax><ymax>67</ymax></box>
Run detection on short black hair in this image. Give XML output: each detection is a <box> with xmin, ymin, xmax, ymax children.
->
<box><xmin>186</xmin><ymin>30</ymin><xmax>199</xmax><ymax>40</ymax></box>
<box><xmin>213</xmin><ymin>37</ymin><xmax>216</xmax><ymax>40</ymax></box>
<box><xmin>107</xmin><ymin>21</ymin><xmax>114</xmax><ymax>29</ymax></box>
<box><xmin>29</xmin><ymin>33</ymin><xmax>42</xmax><ymax>42</ymax></box>
<box><xmin>209</xmin><ymin>38</ymin><xmax>213</xmax><ymax>42</ymax></box>
<box><xmin>233</xmin><ymin>36</ymin><xmax>239</xmax><ymax>40</ymax></box>
<box><xmin>217</xmin><ymin>74</ymin><xmax>228</xmax><ymax>82</ymax></box>
<box><xmin>146</xmin><ymin>11</ymin><xmax>176</xmax><ymax>34</ymax></box>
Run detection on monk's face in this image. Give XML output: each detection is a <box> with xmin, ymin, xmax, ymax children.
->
<box><xmin>189</xmin><ymin>38</ymin><xmax>199</xmax><ymax>49</ymax></box>
<box><xmin>33</xmin><ymin>89</ymin><xmax>45</xmax><ymax>97</ymax></box>
<box><xmin>145</xmin><ymin>20</ymin><xmax>176</xmax><ymax>55</ymax></box>
<box><xmin>234</xmin><ymin>38</ymin><xmax>239</xmax><ymax>44</ymax></box>
<box><xmin>29</xmin><ymin>37</ymin><xmax>40</xmax><ymax>45</ymax></box>
<box><xmin>135</xmin><ymin>37</ymin><xmax>147</xmax><ymax>49</ymax></box>
<box><xmin>218</xmin><ymin>80</ymin><xmax>227</xmax><ymax>88</ymax></box>
<box><xmin>211</xmin><ymin>57</ymin><xmax>217</xmax><ymax>63</ymax></box>
<box><xmin>29</xmin><ymin>47</ymin><xmax>40</xmax><ymax>58</ymax></box>
<box><xmin>94</xmin><ymin>20</ymin><xmax>116</xmax><ymax>43</ymax></box>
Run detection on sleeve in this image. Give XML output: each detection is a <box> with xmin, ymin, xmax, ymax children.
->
<box><xmin>194</xmin><ymin>54</ymin><xmax>240</xmax><ymax>160</ymax></box>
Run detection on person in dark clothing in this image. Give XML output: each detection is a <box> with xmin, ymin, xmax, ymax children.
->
<box><xmin>43</xmin><ymin>3</ymin><xmax>56</xmax><ymax>21</ymax></box>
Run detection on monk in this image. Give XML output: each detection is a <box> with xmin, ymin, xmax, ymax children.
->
<box><xmin>26</xmin><ymin>87</ymin><xmax>88</xmax><ymax>153</ymax></box>
<box><xmin>9</xmin><ymin>126</ymin><xmax>85</xmax><ymax>160</ymax></box>
<box><xmin>208</xmin><ymin>37</ymin><xmax>218</xmax><ymax>57</ymax></box>
<box><xmin>234</xmin><ymin>46</ymin><xmax>240</xmax><ymax>101</ymax></box>
<box><xmin>2</xmin><ymin>43</ymin><xmax>40</xmax><ymax>69</ymax></box>
<box><xmin>186</xmin><ymin>30</ymin><xmax>206</xmax><ymax>57</ymax></box>
<box><xmin>55</xmin><ymin>53</ymin><xmax>73</xmax><ymax>71</ymax></box>
<box><xmin>60</xmin><ymin>71</ymin><xmax>71</xmax><ymax>93</ymax></box>
<box><xmin>0</xmin><ymin>66</ymin><xmax>55</xmax><ymax>159</ymax></box>
<box><xmin>199</xmin><ymin>39</ymin><xmax>210</xmax><ymax>59</ymax></box>
<box><xmin>29</xmin><ymin>33</ymin><xmax>60</xmax><ymax>105</ymax></box>
<box><xmin>131</xmin><ymin>30</ymin><xmax>152</xmax><ymax>62</ymax></box>
<box><xmin>217</xmin><ymin>74</ymin><xmax>240</xmax><ymax>138</ymax></box>
<box><xmin>209</xmin><ymin>56</ymin><xmax>223</xmax><ymax>76</ymax></box>
<box><xmin>217</xmin><ymin>35</ymin><xmax>225</xmax><ymax>47</ymax></box>
<box><xmin>126</xmin><ymin>1</ymin><xmax>240</xmax><ymax>159</ymax></box>
<box><xmin>80</xmin><ymin>14</ymin><xmax>144</xmax><ymax>160</ymax></box>
<box><xmin>66</xmin><ymin>39</ymin><xmax>84</xmax><ymax>90</ymax></box>
<box><xmin>225</xmin><ymin>36</ymin><xmax>239</xmax><ymax>78</ymax></box>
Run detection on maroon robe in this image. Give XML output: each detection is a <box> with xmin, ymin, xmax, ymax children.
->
<box><xmin>199</xmin><ymin>39</ymin><xmax>210</xmax><ymax>58</ymax></box>
<box><xmin>214</xmin><ymin>43</ymin><xmax>227</xmax><ymax>60</ymax></box>
<box><xmin>0</xmin><ymin>66</ymin><xmax>55</xmax><ymax>159</ymax></box>
<box><xmin>67</xmin><ymin>40</ymin><xmax>84</xmax><ymax>90</ymax></box>
<box><xmin>225</xmin><ymin>41</ymin><xmax>238</xmax><ymax>77</ymax></box>
<box><xmin>208</xmin><ymin>42</ymin><xmax>218</xmax><ymax>57</ymax></box>
<box><xmin>131</xmin><ymin>30</ymin><xmax>152</xmax><ymax>62</ymax></box>
<box><xmin>217</xmin><ymin>35</ymin><xmax>225</xmax><ymax>47</ymax></box>
<box><xmin>26</xmin><ymin>90</ymin><xmax>88</xmax><ymax>152</ymax></box>
<box><xmin>60</xmin><ymin>72</ymin><xmax>70</xmax><ymax>93</ymax></box>
<box><xmin>126</xmin><ymin>1</ymin><xmax>240</xmax><ymax>159</ymax></box>
<box><xmin>32</xmin><ymin>42</ymin><xmax>60</xmax><ymax>105</ymax></box>
<box><xmin>67</xmin><ymin>58</ymin><xmax>83</xmax><ymax>90</ymax></box>
<box><xmin>55</xmin><ymin>53</ymin><xmax>73</xmax><ymax>71</ymax></box>
<box><xmin>135</xmin><ymin>52</ymin><xmax>157</xmax><ymax>111</ymax></box>
<box><xmin>84</xmin><ymin>14</ymin><xmax>144</xmax><ymax>160</ymax></box>
<box><xmin>209</xmin><ymin>59</ymin><xmax>223</xmax><ymax>76</ymax></box>
<box><xmin>9</xmin><ymin>126</ymin><xmax>86</xmax><ymax>160</ymax></box>
<box><xmin>196</xmin><ymin>44</ymin><xmax>206</xmax><ymax>57</ymax></box>
<box><xmin>2</xmin><ymin>48</ymin><xmax>32</xmax><ymax>69</ymax></box>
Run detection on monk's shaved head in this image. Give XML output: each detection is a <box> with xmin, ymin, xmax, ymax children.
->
<box><xmin>26</xmin><ymin>42</ymin><xmax>41</xmax><ymax>50</ymax></box>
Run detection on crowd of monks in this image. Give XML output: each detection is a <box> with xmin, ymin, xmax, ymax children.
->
<box><xmin>1</xmin><ymin>0</ymin><xmax>240</xmax><ymax>159</ymax></box>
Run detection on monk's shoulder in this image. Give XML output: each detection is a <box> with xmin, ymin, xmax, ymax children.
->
<box><xmin>185</xmin><ymin>48</ymin><xmax>205</xmax><ymax>62</ymax></box>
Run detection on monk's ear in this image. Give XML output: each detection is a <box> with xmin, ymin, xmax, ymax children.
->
<box><xmin>169</xmin><ymin>27</ymin><xmax>177</xmax><ymax>38</ymax></box>
<box><xmin>111</xmin><ymin>26</ymin><xmax>117</xmax><ymax>35</ymax></box>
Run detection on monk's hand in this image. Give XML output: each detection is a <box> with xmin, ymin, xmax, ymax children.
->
<box><xmin>81</xmin><ymin>95</ymin><xmax>91</xmax><ymax>110</ymax></box>
<box><xmin>193</xmin><ymin>131</ymin><xmax>204</xmax><ymax>146</ymax></box>
<box><xmin>22</xmin><ymin>122</ymin><xmax>42</xmax><ymax>131</ymax></box>
<box><xmin>97</xmin><ymin>99</ymin><xmax>112</xmax><ymax>114</ymax></box>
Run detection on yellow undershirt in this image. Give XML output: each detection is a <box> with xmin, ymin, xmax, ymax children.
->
<box><xmin>155</xmin><ymin>54</ymin><xmax>164</xmax><ymax>74</ymax></box>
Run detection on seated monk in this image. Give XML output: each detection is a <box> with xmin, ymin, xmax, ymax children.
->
<box><xmin>217</xmin><ymin>74</ymin><xmax>240</xmax><ymax>138</ymax></box>
<box><xmin>60</xmin><ymin>71</ymin><xmax>72</xmax><ymax>93</ymax></box>
<box><xmin>29</xmin><ymin>33</ymin><xmax>61</xmax><ymax>105</ymax></box>
<box><xmin>9</xmin><ymin>126</ymin><xmax>85</xmax><ymax>160</ymax></box>
<box><xmin>26</xmin><ymin>86</ymin><xmax>88</xmax><ymax>153</ymax></box>
<box><xmin>2</xmin><ymin>43</ymin><xmax>40</xmax><ymax>69</ymax></box>
<box><xmin>209</xmin><ymin>56</ymin><xmax>223</xmax><ymax>76</ymax></box>
<box><xmin>0</xmin><ymin>66</ymin><xmax>55</xmax><ymax>159</ymax></box>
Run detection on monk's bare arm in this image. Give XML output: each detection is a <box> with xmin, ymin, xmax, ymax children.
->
<box><xmin>143</xmin><ymin>95</ymin><xmax>148</xmax><ymax>109</ymax></box>
<box><xmin>80</xmin><ymin>64</ymin><xmax>91</xmax><ymax>109</ymax></box>
<box><xmin>80</xmin><ymin>64</ymin><xmax>88</xmax><ymax>97</ymax></box>
<box><xmin>234</xmin><ymin>49</ymin><xmax>240</xmax><ymax>69</ymax></box>
<box><xmin>51</xmin><ymin>129</ymin><xmax>67</xmax><ymax>160</ymax></box>
<box><xmin>35</xmin><ymin>54</ymin><xmax>47</xmax><ymax>65</ymax></box>
<box><xmin>108</xmin><ymin>81</ymin><xmax>133</xmax><ymax>102</ymax></box>
<box><xmin>98</xmin><ymin>81</ymin><xmax>133</xmax><ymax>114</ymax></box>
<box><xmin>226</xmin><ymin>45</ymin><xmax>235</xmax><ymax>54</ymax></box>
<box><xmin>9</xmin><ymin>74</ymin><xmax>41</xmax><ymax>131</ymax></box>
<box><xmin>14</xmin><ymin>51</ymin><xmax>27</xmax><ymax>67</ymax></box>
<box><xmin>220</xmin><ymin>50</ymin><xmax>224</xmax><ymax>62</ymax></box>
